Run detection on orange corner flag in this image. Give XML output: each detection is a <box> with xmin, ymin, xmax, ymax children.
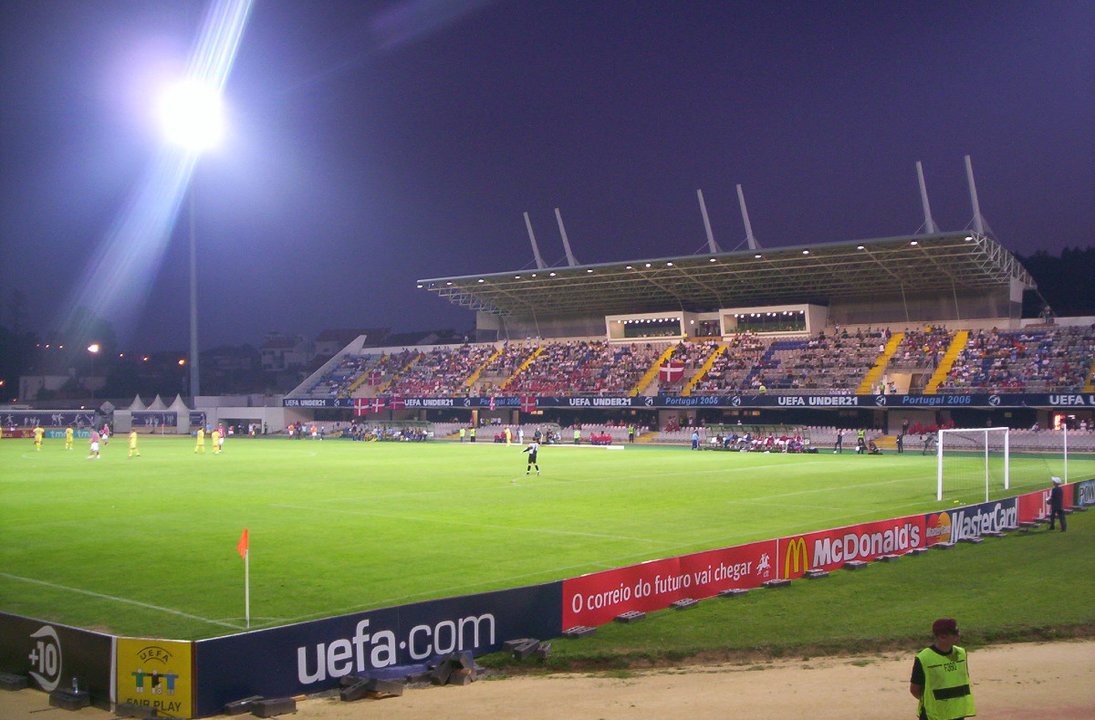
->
<box><xmin>237</xmin><ymin>528</ymin><xmax>249</xmax><ymax>558</ymax></box>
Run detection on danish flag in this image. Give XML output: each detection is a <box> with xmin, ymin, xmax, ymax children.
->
<box><xmin>520</xmin><ymin>396</ymin><xmax>538</xmax><ymax>413</ymax></box>
<box><xmin>389</xmin><ymin>396</ymin><xmax>406</xmax><ymax>410</ymax></box>
<box><xmin>489</xmin><ymin>396</ymin><xmax>496</xmax><ymax>411</ymax></box>
<box><xmin>353</xmin><ymin>398</ymin><xmax>368</xmax><ymax>416</ymax></box>
<box><xmin>369</xmin><ymin>397</ymin><xmax>386</xmax><ymax>413</ymax></box>
<box><xmin>659</xmin><ymin>361</ymin><xmax>685</xmax><ymax>383</ymax></box>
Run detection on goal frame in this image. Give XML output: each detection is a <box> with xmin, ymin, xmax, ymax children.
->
<box><xmin>936</xmin><ymin>426</ymin><xmax>1010</xmax><ymax>502</ymax></box>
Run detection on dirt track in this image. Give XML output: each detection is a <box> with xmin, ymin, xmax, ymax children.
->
<box><xmin>2</xmin><ymin>640</ymin><xmax>1093</xmax><ymax>719</ymax></box>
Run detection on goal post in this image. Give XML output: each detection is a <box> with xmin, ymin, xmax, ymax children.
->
<box><xmin>937</xmin><ymin>427</ymin><xmax>1010</xmax><ymax>502</ymax></box>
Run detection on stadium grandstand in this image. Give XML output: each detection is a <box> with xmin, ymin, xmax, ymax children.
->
<box><xmin>281</xmin><ymin>230</ymin><xmax>1095</xmax><ymax>448</ymax></box>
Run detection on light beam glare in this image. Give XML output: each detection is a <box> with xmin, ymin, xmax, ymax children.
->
<box><xmin>59</xmin><ymin>0</ymin><xmax>254</xmax><ymax>345</ymax></box>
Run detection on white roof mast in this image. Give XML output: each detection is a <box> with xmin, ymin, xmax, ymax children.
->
<box><xmin>696</xmin><ymin>189</ymin><xmax>721</xmax><ymax>254</ymax></box>
<box><xmin>554</xmin><ymin>208</ymin><xmax>580</xmax><ymax>266</ymax></box>
<box><xmin>523</xmin><ymin>211</ymin><xmax>547</xmax><ymax>269</ymax></box>
<box><xmin>965</xmin><ymin>155</ymin><xmax>986</xmax><ymax>235</ymax></box>
<box><xmin>916</xmin><ymin>161</ymin><xmax>939</xmax><ymax>234</ymax></box>
<box><xmin>737</xmin><ymin>184</ymin><xmax>760</xmax><ymax>250</ymax></box>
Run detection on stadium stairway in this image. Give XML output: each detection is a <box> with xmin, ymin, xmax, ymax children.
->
<box><xmin>346</xmin><ymin>359</ymin><xmax>378</xmax><ymax>395</ymax></box>
<box><xmin>500</xmin><ymin>345</ymin><xmax>544</xmax><ymax>391</ymax></box>
<box><xmin>923</xmin><ymin>330</ymin><xmax>969</xmax><ymax>394</ymax></box>
<box><xmin>377</xmin><ymin>352</ymin><xmax>423</xmax><ymax>394</ymax></box>
<box><xmin>464</xmin><ymin>346</ymin><xmax>504</xmax><ymax>390</ymax></box>
<box><xmin>1084</xmin><ymin>361</ymin><xmax>1095</xmax><ymax>392</ymax></box>
<box><xmin>856</xmin><ymin>332</ymin><xmax>904</xmax><ymax>395</ymax></box>
<box><xmin>682</xmin><ymin>345</ymin><xmax>727</xmax><ymax>396</ymax></box>
<box><xmin>632</xmin><ymin>345</ymin><xmax>679</xmax><ymax>396</ymax></box>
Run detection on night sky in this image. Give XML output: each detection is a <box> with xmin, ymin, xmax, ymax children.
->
<box><xmin>1</xmin><ymin>0</ymin><xmax>1091</xmax><ymax>352</ymax></box>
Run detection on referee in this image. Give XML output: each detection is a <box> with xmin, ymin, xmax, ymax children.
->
<box><xmin>522</xmin><ymin>440</ymin><xmax>540</xmax><ymax>476</ymax></box>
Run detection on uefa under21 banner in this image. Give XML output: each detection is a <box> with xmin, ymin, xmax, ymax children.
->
<box><xmin>285</xmin><ymin>393</ymin><xmax>1095</xmax><ymax>409</ymax></box>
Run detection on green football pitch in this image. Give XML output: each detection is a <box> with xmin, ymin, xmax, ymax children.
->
<box><xmin>1</xmin><ymin>436</ymin><xmax>1090</xmax><ymax>640</ymax></box>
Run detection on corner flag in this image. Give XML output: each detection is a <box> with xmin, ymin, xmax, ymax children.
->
<box><xmin>237</xmin><ymin>528</ymin><xmax>249</xmax><ymax>558</ymax></box>
<box><xmin>237</xmin><ymin>528</ymin><xmax>250</xmax><ymax>628</ymax></box>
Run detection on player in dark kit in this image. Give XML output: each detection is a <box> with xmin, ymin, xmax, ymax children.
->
<box><xmin>523</xmin><ymin>440</ymin><xmax>540</xmax><ymax>475</ymax></box>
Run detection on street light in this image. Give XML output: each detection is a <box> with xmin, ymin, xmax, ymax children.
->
<box><xmin>86</xmin><ymin>343</ymin><xmax>101</xmax><ymax>397</ymax></box>
<box><xmin>158</xmin><ymin>79</ymin><xmax>225</xmax><ymax>400</ymax></box>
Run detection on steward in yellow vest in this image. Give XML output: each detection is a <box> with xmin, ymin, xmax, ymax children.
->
<box><xmin>910</xmin><ymin>618</ymin><xmax>975</xmax><ymax>720</ymax></box>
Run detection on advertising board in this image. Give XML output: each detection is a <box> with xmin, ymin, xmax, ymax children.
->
<box><xmin>924</xmin><ymin>497</ymin><xmax>1018</xmax><ymax>545</ymax></box>
<box><xmin>562</xmin><ymin>540</ymin><xmax>776</xmax><ymax>629</ymax></box>
<box><xmin>0</xmin><ymin>612</ymin><xmax>114</xmax><ymax>710</ymax></box>
<box><xmin>115</xmin><ymin>638</ymin><xmax>193</xmax><ymax>718</ymax></box>
<box><xmin>778</xmin><ymin>515</ymin><xmax>925</xmax><ymax>579</ymax></box>
<box><xmin>192</xmin><ymin>582</ymin><xmax>561</xmax><ymax>717</ymax></box>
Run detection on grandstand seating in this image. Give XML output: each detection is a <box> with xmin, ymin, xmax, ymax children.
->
<box><xmin>502</xmin><ymin>340</ymin><xmax>669</xmax><ymax>396</ymax></box>
<box><xmin>305</xmin><ymin>353</ymin><xmax>373</xmax><ymax>397</ymax></box>
<box><xmin>655</xmin><ymin>340</ymin><xmax>721</xmax><ymax>394</ymax></box>
<box><xmin>294</xmin><ymin>324</ymin><xmax>1095</xmax><ymax>399</ymax></box>
<box><xmin>384</xmin><ymin>343</ymin><xmax>497</xmax><ymax>397</ymax></box>
<box><xmin>937</xmin><ymin>326</ymin><xmax>1094</xmax><ymax>394</ymax></box>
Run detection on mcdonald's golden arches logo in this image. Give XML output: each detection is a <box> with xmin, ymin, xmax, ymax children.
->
<box><xmin>784</xmin><ymin>536</ymin><xmax>809</xmax><ymax>578</ymax></box>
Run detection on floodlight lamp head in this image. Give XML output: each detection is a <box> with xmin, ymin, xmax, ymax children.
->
<box><xmin>158</xmin><ymin>79</ymin><xmax>225</xmax><ymax>152</ymax></box>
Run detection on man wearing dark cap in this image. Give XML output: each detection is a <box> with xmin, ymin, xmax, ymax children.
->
<box><xmin>1048</xmin><ymin>476</ymin><xmax>1067</xmax><ymax>532</ymax></box>
<box><xmin>910</xmin><ymin>618</ymin><xmax>975</xmax><ymax>720</ymax></box>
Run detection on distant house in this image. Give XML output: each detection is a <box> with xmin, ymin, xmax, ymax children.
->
<box><xmin>260</xmin><ymin>333</ymin><xmax>314</xmax><ymax>372</ymax></box>
<box><xmin>205</xmin><ymin>344</ymin><xmax>260</xmax><ymax>373</ymax></box>
<box><xmin>314</xmin><ymin>328</ymin><xmax>389</xmax><ymax>357</ymax></box>
<box><xmin>383</xmin><ymin>329</ymin><xmax>469</xmax><ymax>347</ymax></box>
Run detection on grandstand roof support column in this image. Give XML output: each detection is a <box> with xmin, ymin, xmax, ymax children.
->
<box><xmin>916</xmin><ymin>161</ymin><xmax>938</xmax><ymax>234</ymax></box>
<box><xmin>737</xmin><ymin>184</ymin><xmax>760</xmax><ymax>250</ymax></box>
<box><xmin>554</xmin><ymin>208</ymin><xmax>580</xmax><ymax>266</ymax></box>
<box><xmin>523</xmin><ymin>212</ymin><xmax>547</xmax><ymax>269</ymax></box>
<box><xmin>951</xmin><ymin>280</ymin><xmax>962</xmax><ymax>321</ymax></box>
<box><xmin>696</xmin><ymin>189</ymin><xmax>721</xmax><ymax>254</ymax></box>
<box><xmin>965</xmin><ymin>155</ymin><xmax>986</xmax><ymax>235</ymax></box>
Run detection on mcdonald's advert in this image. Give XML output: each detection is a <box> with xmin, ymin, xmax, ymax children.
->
<box><xmin>115</xmin><ymin>638</ymin><xmax>193</xmax><ymax>718</ymax></box>
<box><xmin>562</xmin><ymin>540</ymin><xmax>776</xmax><ymax>629</ymax></box>
<box><xmin>779</xmin><ymin>515</ymin><xmax>925</xmax><ymax>579</ymax></box>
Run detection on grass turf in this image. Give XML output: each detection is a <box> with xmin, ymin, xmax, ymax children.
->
<box><xmin>485</xmin><ymin>509</ymin><xmax>1094</xmax><ymax>670</ymax></box>
<box><xmin>1</xmin><ymin>435</ymin><xmax>1091</xmax><ymax>641</ymax></box>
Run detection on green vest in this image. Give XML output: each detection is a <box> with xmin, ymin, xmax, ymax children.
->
<box><xmin>916</xmin><ymin>646</ymin><xmax>975</xmax><ymax>720</ymax></box>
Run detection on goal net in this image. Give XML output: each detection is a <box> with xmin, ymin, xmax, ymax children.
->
<box><xmin>936</xmin><ymin>427</ymin><xmax>1010</xmax><ymax>503</ymax></box>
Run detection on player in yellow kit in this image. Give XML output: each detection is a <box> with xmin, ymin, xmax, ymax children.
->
<box><xmin>128</xmin><ymin>430</ymin><xmax>141</xmax><ymax>458</ymax></box>
<box><xmin>65</xmin><ymin>426</ymin><xmax>74</xmax><ymax>450</ymax></box>
<box><xmin>211</xmin><ymin>426</ymin><xmax>222</xmax><ymax>455</ymax></box>
<box><xmin>33</xmin><ymin>426</ymin><xmax>44</xmax><ymax>451</ymax></box>
<box><xmin>194</xmin><ymin>426</ymin><xmax>206</xmax><ymax>453</ymax></box>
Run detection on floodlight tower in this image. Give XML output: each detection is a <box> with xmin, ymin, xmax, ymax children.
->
<box><xmin>158</xmin><ymin>79</ymin><xmax>225</xmax><ymax>401</ymax></box>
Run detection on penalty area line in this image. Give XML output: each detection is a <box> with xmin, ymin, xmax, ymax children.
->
<box><xmin>0</xmin><ymin>572</ymin><xmax>243</xmax><ymax>630</ymax></box>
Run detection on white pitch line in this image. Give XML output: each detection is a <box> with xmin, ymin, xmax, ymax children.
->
<box><xmin>0</xmin><ymin>573</ymin><xmax>243</xmax><ymax>630</ymax></box>
<box><xmin>270</xmin><ymin>503</ymin><xmax>659</xmax><ymax>543</ymax></box>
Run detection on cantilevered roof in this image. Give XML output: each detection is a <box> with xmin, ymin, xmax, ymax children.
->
<box><xmin>417</xmin><ymin>232</ymin><xmax>1036</xmax><ymax>318</ymax></box>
